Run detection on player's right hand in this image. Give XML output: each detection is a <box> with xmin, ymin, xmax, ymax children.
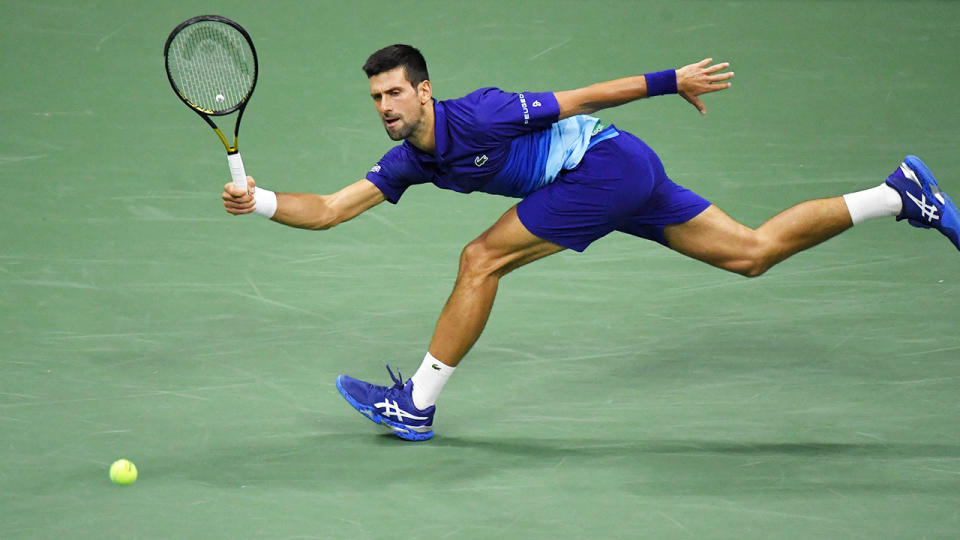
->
<box><xmin>222</xmin><ymin>176</ymin><xmax>257</xmax><ymax>215</ymax></box>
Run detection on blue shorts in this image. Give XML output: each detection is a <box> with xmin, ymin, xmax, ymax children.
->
<box><xmin>516</xmin><ymin>129</ymin><xmax>711</xmax><ymax>252</ymax></box>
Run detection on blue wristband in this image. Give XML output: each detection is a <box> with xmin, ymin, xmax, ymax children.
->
<box><xmin>644</xmin><ymin>70</ymin><xmax>678</xmax><ymax>97</ymax></box>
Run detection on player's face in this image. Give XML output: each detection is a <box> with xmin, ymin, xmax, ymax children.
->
<box><xmin>369</xmin><ymin>67</ymin><xmax>429</xmax><ymax>141</ymax></box>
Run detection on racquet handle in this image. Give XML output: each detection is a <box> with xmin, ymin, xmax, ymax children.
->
<box><xmin>227</xmin><ymin>153</ymin><xmax>248</xmax><ymax>192</ymax></box>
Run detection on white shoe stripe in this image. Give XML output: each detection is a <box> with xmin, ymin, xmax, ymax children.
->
<box><xmin>375</xmin><ymin>399</ymin><xmax>429</xmax><ymax>422</ymax></box>
<box><xmin>900</xmin><ymin>163</ymin><xmax>921</xmax><ymax>186</ymax></box>
<box><xmin>905</xmin><ymin>191</ymin><xmax>940</xmax><ymax>222</ymax></box>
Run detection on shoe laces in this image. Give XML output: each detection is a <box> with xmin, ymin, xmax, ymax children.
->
<box><xmin>385</xmin><ymin>364</ymin><xmax>405</xmax><ymax>390</ymax></box>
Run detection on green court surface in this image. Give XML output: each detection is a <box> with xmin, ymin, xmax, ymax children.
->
<box><xmin>2</xmin><ymin>1</ymin><xmax>959</xmax><ymax>538</ymax></box>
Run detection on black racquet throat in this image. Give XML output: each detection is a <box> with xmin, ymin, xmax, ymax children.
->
<box><xmin>164</xmin><ymin>15</ymin><xmax>258</xmax><ymax>191</ymax></box>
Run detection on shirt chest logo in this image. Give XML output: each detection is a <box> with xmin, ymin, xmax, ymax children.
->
<box><xmin>474</xmin><ymin>154</ymin><xmax>489</xmax><ymax>167</ymax></box>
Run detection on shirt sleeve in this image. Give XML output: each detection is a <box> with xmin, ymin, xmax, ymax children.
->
<box><xmin>450</xmin><ymin>87</ymin><xmax>560</xmax><ymax>142</ymax></box>
<box><xmin>364</xmin><ymin>145</ymin><xmax>426</xmax><ymax>204</ymax></box>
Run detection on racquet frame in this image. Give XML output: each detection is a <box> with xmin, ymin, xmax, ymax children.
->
<box><xmin>163</xmin><ymin>15</ymin><xmax>258</xmax><ymax>162</ymax></box>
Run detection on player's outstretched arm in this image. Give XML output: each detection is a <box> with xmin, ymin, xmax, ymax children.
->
<box><xmin>555</xmin><ymin>58</ymin><xmax>733</xmax><ymax>119</ymax></box>
<box><xmin>222</xmin><ymin>178</ymin><xmax>386</xmax><ymax>230</ymax></box>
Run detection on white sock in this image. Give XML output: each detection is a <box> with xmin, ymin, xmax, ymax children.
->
<box><xmin>409</xmin><ymin>352</ymin><xmax>455</xmax><ymax>410</ymax></box>
<box><xmin>842</xmin><ymin>184</ymin><xmax>902</xmax><ymax>225</ymax></box>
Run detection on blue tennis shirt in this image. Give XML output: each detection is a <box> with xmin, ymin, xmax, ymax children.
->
<box><xmin>365</xmin><ymin>87</ymin><xmax>618</xmax><ymax>203</ymax></box>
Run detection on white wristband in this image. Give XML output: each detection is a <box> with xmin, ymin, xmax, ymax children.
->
<box><xmin>252</xmin><ymin>187</ymin><xmax>278</xmax><ymax>218</ymax></box>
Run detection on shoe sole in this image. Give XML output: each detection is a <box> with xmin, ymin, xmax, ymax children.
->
<box><xmin>335</xmin><ymin>376</ymin><xmax>434</xmax><ymax>441</ymax></box>
<box><xmin>904</xmin><ymin>155</ymin><xmax>960</xmax><ymax>250</ymax></box>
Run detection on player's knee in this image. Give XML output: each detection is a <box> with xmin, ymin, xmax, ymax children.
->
<box><xmin>458</xmin><ymin>241</ymin><xmax>488</xmax><ymax>277</ymax></box>
<box><xmin>458</xmin><ymin>240</ymin><xmax>500</xmax><ymax>281</ymax></box>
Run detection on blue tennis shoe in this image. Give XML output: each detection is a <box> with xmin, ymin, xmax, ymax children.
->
<box><xmin>336</xmin><ymin>365</ymin><xmax>435</xmax><ymax>441</ymax></box>
<box><xmin>885</xmin><ymin>156</ymin><xmax>960</xmax><ymax>251</ymax></box>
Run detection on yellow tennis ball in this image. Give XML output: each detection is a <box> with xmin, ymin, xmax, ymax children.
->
<box><xmin>109</xmin><ymin>459</ymin><xmax>137</xmax><ymax>486</ymax></box>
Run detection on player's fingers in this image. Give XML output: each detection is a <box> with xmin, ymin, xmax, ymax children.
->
<box><xmin>697</xmin><ymin>57</ymin><xmax>713</xmax><ymax>67</ymax></box>
<box><xmin>222</xmin><ymin>195</ymin><xmax>253</xmax><ymax>207</ymax></box>
<box><xmin>223</xmin><ymin>199</ymin><xmax>254</xmax><ymax>214</ymax></box>
<box><xmin>702</xmin><ymin>81</ymin><xmax>733</xmax><ymax>94</ymax></box>
<box><xmin>683</xmin><ymin>93</ymin><xmax>707</xmax><ymax>115</ymax></box>
<box><xmin>223</xmin><ymin>192</ymin><xmax>248</xmax><ymax>205</ymax></box>
<box><xmin>703</xmin><ymin>61</ymin><xmax>730</xmax><ymax>74</ymax></box>
<box><xmin>228</xmin><ymin>189</ymin><xmax>255</xmax><ymax>205</ymax></box>
<box><xmin>709</xmin><ymin>71</ymin><xmax>734</xmax><ymax>82</ymax></box>
<box><xmin>224</xmin><ymin>182</ymin><xmax>246</xmax><ymax>198</ymax></box>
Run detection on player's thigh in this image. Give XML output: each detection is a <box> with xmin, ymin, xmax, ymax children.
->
<box><xmin>662</xmin><ymin>205</ymin><xmax>760</xmax><ymax>270</ymax></box>
<box><xmin>466</xmin><ymin>205</ymin><xmax>566</xmax><ymax>276</ymax></box>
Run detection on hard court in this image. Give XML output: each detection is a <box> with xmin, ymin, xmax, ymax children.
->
<box><xmin>1</xmin><ymin>1</ymin><xmax>958</xmax><ymax>538</ymax></box>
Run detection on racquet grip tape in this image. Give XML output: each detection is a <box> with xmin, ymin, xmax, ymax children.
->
<box><xmin>227</xmin><ymin>153</ymin><xmax>248</xmax><ymax>191</ymax></box>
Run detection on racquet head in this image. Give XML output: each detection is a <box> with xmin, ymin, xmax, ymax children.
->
<box><xmin>164</xmin><ymin>15</ymin><xmax>258</xmax><ymax>116</ymax></box>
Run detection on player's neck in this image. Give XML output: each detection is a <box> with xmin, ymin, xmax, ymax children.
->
<box><xmin>406</xmin><ymin>100</ymin><xmax>436</xmax><ymax>155</ymax></box>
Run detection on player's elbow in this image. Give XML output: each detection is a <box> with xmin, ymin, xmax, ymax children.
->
<box><xmin>306</xmin><ymin>214</ymin><xmax>342</xmax><ymax>231</ymax></box>
<box><xmin>307</xmin><ymin>221</ymin><xmax>333</xmax><ymax>231</ymax></box>
<box><xmin>739</xmin><ymin>264</ymin><xmax>770</xmax><ymax>278</ymax></box>
<box><xmin>726</xmin><ymin>256</ymin><xmax>773</xmax><ymax>278</ymax></box>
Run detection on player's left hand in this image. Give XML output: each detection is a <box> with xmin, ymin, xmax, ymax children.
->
<box><xmin>676</xmin><ymin>58</ymin><xmax>733</xmax><ymax>115</ymax></box>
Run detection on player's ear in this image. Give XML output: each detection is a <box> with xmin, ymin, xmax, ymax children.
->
<box><xmin>418</xmin><ymin>80</ymin><xmax>432</xmax><ymax>104</ymax></box>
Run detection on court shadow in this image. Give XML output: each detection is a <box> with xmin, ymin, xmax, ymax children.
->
<box><xmin>432</xmin><ymin>436</ymin><xmax>960</xmax><ymax>460</ymax></box>
<box><xmin>430</xmin><ymin>436</ymin><xmax>960</xmax><ymax>496</ymax></box>
<box><xmin>67</xmin><ymin>431</ymin><xmax>957</xmax><ymax>498</ymax></box>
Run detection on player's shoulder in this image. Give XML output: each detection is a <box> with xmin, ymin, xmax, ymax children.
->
<box><xmin>369</xmin><ymin>142</ymin><xmax>424</xmax><ymax>183</ymax></box>
<box><xmin>375</xmin><ymin>142</ymin><xmax>418</xmax><ymax>169</ymax></box>
<box><xmin>443</xmin><ymin>87</ymin><xmax>508</xmax><ymax>108</ymax></box>
<box><xmin>442</xmin><ymin>87</ymin><xmax>519</xmax><ymax>128</ymax></box>
<box><xmin>386</xmin><ymin>141</ymin><xmax>415</xmax><ymax>156</ymax></box>
<box><xmin>465</xmin><ymin>86</ymin><xmax>506</xmax><ymax>98</ymax></box>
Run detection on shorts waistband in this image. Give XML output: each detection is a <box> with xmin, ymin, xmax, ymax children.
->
<box><xmin>588</xmin><ymin>121</ymin><xmax>620</xmax><ymax>150</ymax></box>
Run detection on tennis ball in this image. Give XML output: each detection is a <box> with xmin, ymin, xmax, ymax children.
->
<box><xmin>109</xmin><ymin>459</ymin><xmax>137</xmax><ymax>486</ymax></box>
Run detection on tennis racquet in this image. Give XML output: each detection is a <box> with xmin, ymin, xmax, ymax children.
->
<box><xmin>164</xmin><ymin>15</ymin><xmax>258</xmax><ymax>192</ymax></box>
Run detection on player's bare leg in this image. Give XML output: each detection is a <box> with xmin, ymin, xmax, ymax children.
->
<box><xmin>667</xmin><ymin>156</ymin><xmax>960</xmax><ymax>273</ymax></box>
<box><xmin>663</xmin><ymin>198</ymin><xmax>853</xmax><ymax>276</ymax></box>
<box><xmin>428</xmin><ymin>205</ymin><xmax>565</xmax><ymax>366</ymax></box>
<box><xmin>335</xmin><ymin>205</ymin><xmax>563</xmax><ymax>440</ymax></box>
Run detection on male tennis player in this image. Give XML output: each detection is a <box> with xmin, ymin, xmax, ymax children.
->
<box><xmin>222</xmin><ymin>44</ymin><xmax>959</xmax><ymax>441</ymax></box>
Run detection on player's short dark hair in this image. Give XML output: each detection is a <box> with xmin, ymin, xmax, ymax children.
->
<box><xmin>362</xmin><ymin>44</ymin><xmax>429</xmax><ymax>87</ymax></box>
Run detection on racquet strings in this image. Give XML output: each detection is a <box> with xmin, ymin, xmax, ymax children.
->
<box><xmin>166</xmin><ymin>21</ymin><xmax>255</xmax><ymax>113</ymax></box>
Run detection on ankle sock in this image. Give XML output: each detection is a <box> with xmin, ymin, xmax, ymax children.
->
<box><xmin>409</xmin><ymin>352</ymin><xmax>455</xmax><ymax>410</ymax></box>
<box><xmin>842</xmin><ymin>184</ymin><xmax>902</xmax><ymax>225</ymax></box>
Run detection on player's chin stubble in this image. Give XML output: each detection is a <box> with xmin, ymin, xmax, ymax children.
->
<box><xmin>385</xmin><ymin>121</ymin><xmax>413</xmax><ymax>141</ymax></box>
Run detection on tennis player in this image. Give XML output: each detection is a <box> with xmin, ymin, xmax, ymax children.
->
<box><xmin>222</xmin><ymin>44</ymin><xmax>959</xmax><ymax>441</ymax></box>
